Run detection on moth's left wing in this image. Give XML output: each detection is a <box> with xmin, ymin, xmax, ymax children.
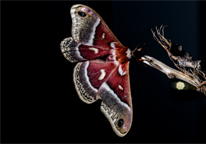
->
<box><xmin>98</xmin><ymin>62</ymin><xmax>133</xmax><ymax>137</ymax></box>
<box><xmin>73</xmin><ymin>59</ymin><xmax>132</xmax><ymax>137</ymax></box>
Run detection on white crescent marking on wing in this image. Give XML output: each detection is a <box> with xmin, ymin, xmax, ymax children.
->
<box><xmin>118</xmin><ymin>65</ymin><xmax>126</xmax><ymax>76</ymax></box>
<box><xmin>98</xmin><ymin>69</ymin><xmax>106</xmax><ymax>80</ymax></box>
<box><xmin>110</xmin><ymin>42</ymin><xmax>117</xmax><ymax>49</ymax></box>
<box><xmin>102</xmin><ymin>33</ymin><xmax>105</xmax><ymax>39</ymax></box>
<box><xmin>118</xmin><ymin>85</ymin><xmax>124</xmax><ymax>91</ymax></box>
<box><xmin>89</xmin><ymin>48</ymin><xmax>99</xmax><ymax>54</ymax></box>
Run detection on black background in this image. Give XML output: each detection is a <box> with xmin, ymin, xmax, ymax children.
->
<box><xmin>1</xmin><ymin>1</ymin><xmax>206</xmax><ymax>143</ymax></box>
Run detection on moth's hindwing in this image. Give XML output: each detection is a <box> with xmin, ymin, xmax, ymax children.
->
<box><xmin>73</xmin><ymin>60</ymin><xmax>117</xmax><ymax>104</ymax></box>
<box><xmin>98</xmin><ymin>62</ymin><xmax>133</xmax><ymax>137</ymax></box>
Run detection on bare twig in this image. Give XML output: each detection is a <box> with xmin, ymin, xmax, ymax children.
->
<box><xmin>148</xmin><ymin>26</ymin><xmax>206</xmax><ymax>95</ymax></box>
<box><xmin>141</xmin><ymin>55</ymin><xmax>199</xmax><ymax>85</ymax></box>
<box><xmin>141</xmin><ymin>55</ymin><xmax>205</xmax><ymax>95</ymax></box>
<box><xmin>132</xmin><ymin>26</ymin><xmax>206</xmax><ymax>95</ymax></box>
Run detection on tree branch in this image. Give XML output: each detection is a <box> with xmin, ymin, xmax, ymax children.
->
<box><xmin>141</xmin><ymin>55</ymin><xmax>206</xmax><ymax>95</ymax></box>
<box><xmin>132</xmin><ymin>26</ymin><xmax>206</xmax><ymax>95</ymax></box>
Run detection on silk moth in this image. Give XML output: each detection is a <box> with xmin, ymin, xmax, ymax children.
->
<box><xmin>60</xmin><ymin>4</ymin><xmax>142</xmax><ymax>137</ymax></box>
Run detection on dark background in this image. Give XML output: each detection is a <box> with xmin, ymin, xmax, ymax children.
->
<box><xmin>1</xmin><ymin>1</ymin><xmax>206</xmax><ymax>143</ymax></box>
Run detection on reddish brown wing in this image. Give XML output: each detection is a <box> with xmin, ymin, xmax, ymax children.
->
<box><xmin>60</xmin><ymin>4</ymin><xmax>124</xmax><ymax>62</ymax></box>
<box><xmin>70</xmin><ymin>4</ymin><xmax>124</xmax><ymax>47</ymax></box>
<box><xmin>60</xmin><ymin>4</ymin><xmax>133</xmax><ymax>137</ymax></box>
<box><xmin>73</xmin><ymin>59</ymin><xmax>118</xmax><ymax>104</ymax></box>
<box><xmin>103</xmin><ymin>62</ymin><xmax>132</xmax><ymax>107</ymax></box>
<box><xmin>60</xmin><ymin>37</ymin><xmax>112</xmax><ymax>62</ymax></box>
<box><xmin>98</xmin><ymin>62</ymin><xmax>132</xmax><ymax>137</ymax></box>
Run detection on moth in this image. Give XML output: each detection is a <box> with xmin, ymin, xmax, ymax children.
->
<box><xmin>60</xmin><ymin>4</ymin><xmax>142</xmax><ymax>137</ymax></box>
